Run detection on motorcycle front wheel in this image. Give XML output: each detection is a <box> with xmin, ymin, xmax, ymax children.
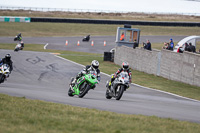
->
<box><xmin>115</xmin><ymin>85</ymin><xmax>125</xmax><ymax>100</ymax></box>
<box><xmin>0</xmin><ymin>74</ymin><xmax>5</xmax><ymax>84</ymax></box>
<box><xmin>78</xmin><ymin>83</ymin><xmax>90</xmax><ymax>98</ymax></box>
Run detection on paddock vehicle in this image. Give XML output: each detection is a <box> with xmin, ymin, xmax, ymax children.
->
<box><xmin>0</xmin><ymin>64</ymin><xmax>10</xmax><ymax>84</ymax></box>
<box><xmin>68</xmin><ymin>71</ymin><xmax>98</xmax><ymax>98</ymax></box>
<box><xmin>105</xmin><ymin>71</ymin><xmax>130</xmax><ymax>100</ymax></box>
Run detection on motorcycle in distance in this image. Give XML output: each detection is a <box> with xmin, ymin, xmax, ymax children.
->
<box><xmin>82</xmin><ymin>35</ymin><xmax>90</xmax><ymax>42</ymax></box>
<box><xmin>14</xmin><ymin>41</ymin><xmax>24</xmax><ymax>52</ymax></box>
<box><xmin>0</xmin><ymin>64</ymin><xmax>10</xmax><ymax>84</ymax></box>
<box><xmin>105</xmin><ymin>71</ymin><xmax>130</xmax><ymax>100</ymax></box>
<box><xmin>14</xmin><ymin>34</ymin><xmax>24</xmax><ymax>52</ymax></box>
<box><xmin>68</xmin><ymin>70</ymin><xmax>98</xmax><ymax>98</ymax></box>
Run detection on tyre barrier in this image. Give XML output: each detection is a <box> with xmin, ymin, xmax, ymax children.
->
<box><xmin>0</xmin><ymin>16</ymin><xmax>31</xmax><ymax>22</ymax></box>
<box><xmin>31</xmin><ymin>17</ymin><xmax>200</xmax><ymax>27</ymax></box>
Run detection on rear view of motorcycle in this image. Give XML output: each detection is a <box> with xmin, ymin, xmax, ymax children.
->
<box><xmin>0</xmin><ymin>64</ymin><xmax>10</xmax><ymax>84</ymax></box>
<box><xmin>105</xmin><ymin>72</ymin><xmax>130</xmax><ymax>100</ymax></box>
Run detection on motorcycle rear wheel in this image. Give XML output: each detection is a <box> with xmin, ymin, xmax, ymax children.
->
<box><xmin>68</xmin><ymin>87</ymin><xmax>74</xmax><ymax>97</ymax></box>
<box><xmin>105</xmin><ymin>89</ymin><xmax>112</xmax><ymax>99</ymax></box>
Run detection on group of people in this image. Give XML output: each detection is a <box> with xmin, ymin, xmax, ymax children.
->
<box><xmin>184</xmin><ymin>42</ymin><xmax>196</xmax><ymax>53</ymax></box>
<box><xmin>162</xmin><ymin>38</ymin><xmax>198</xmax><ymax>53</ymax></box>
<box><xmin>162</xmin><ymin>39</ymin><xmax>174</xmax><ymax>51</ymax></box>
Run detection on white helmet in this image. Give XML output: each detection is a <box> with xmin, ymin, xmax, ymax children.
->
<box><xmin>91</xmin><ymin>60</ymin><xmax>99</xmax><ymax>70</ymax></box>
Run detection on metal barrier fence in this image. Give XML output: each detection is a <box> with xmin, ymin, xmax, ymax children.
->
<box><xmin>1</xmin><ymin>6</ymin><xmax>200</xmax><ymax>16</ymax></box>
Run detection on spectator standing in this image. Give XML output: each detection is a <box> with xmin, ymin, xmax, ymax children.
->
<box><xmin>144</xmin><ymin>40</ymin><xmax>152</xmax><ymax>51</ymax></box>
<box><xmin>184</xmin><ymin>43</ymin><xmax>189</xmax><ymax>51</ymax></box>
<box><xmin>133</xmin><ymin>39</ymin><xmax>138</xmax><ymax>49</ymax></box>
<box><xmin>189</xmin><ymin>43</ymin><xmax>196</xmax><ymax>53</ymax></box>
<box><xmin>169</xmin><ymin>38</ymin><xmax>174</xmax><ymax>51</ymax></box>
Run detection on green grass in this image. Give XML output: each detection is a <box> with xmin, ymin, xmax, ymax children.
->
<box><xmin>1</xmin><ymin>43</ymin><xmax>200</xmax><ymax>101</ymax></box>
<box><xmin>1</xmin><ymin>22</ymin><xmax>200</xmax><ymax>37</ymax></box>
<box><xmin>1</xmin><ymin>94</ymin><xmax>200</xmax><ymax>133</ymax></box>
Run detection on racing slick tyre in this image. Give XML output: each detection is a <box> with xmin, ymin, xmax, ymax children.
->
<box><xmin>105</xmin><ymin>89</ymin><xmax>112</xmax><ymax>99</ymax></box>
<box><xmin>68</xmin><ymin>87</ymin><xmax>74</xmax><ymax>97</ymax></box>
<box><xmin>78</xmin><ymin>84</ymin><xmax>90</xmax><ymax>98</ymax></box>
<box><xmin>116</xmin><ymin>85</ymin><xmax>125</xmax><ymax>100</ymax></box>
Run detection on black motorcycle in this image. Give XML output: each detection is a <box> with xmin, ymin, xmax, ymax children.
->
<box><xmin>82</xmin><ymin>35</ymin><xmax>90</xmax><ymax>41</ymax></box>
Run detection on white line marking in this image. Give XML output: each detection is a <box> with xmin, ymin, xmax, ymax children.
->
<box><xmin>44</xmin><ymin>43</ymin><xmax>48</xmax><ymax>49</ymax></box>
<box><xmin>55</xmin><ymin>54</ymin><xmax>200</xmax><ymax>103</ymax></box>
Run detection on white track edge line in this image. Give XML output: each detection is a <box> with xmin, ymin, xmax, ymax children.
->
<box><xmin>44</xmin><ymin>43</ymin><xmax>48</xmax><ymax>50</ymax></box>
<box><xmin>55</xmin><ymin>55</ymin><xmax>200</xmax><ymax>103</ymax></box>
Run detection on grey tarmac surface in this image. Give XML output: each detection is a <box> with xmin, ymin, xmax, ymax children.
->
<box><xmin>0</xmin><ymin>49</ymin><xmax>200</xmax><ymax>123</ymax></box>
<box><xmin>0</xmin><ymin>36</ymin><xmax>186</xmax><ymax>54</ymax></box>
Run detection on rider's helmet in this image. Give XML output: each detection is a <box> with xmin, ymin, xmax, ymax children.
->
<box><xmin>122</xmin><ymin>61</ymin><xmax>129</xmax><ymax>70</ymax></box>
<box><xmin>91</xmin><ymin>60</ymin><xmax>99</xmax><ymax>70</ymax></box>
<box><xmin>5</xmin><ymin>54</ymin><xmax>11</xmax><ymax>61</ymax></box>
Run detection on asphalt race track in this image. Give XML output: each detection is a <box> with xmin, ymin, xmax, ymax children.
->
<box><xmin>0</xmin><ymin>36</ymin><xmax>187</xmax><ymax>54</ymax></box>
<box><xmin>0</xmin><ymin>49</ymin><xmax>200</xmax><ymax>123</ymax></box>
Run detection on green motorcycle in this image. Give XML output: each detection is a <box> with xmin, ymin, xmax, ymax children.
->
<box><xmin>68</xmin><ymin>71</ymin><xmax>98</xmax><ymax>98</ymax></box>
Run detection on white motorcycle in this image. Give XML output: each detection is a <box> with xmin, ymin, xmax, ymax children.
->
<box><xmin>0</xmin><ymin>64</ymin><xmax>10</xmax><ymax>83</ymax></box>
<box><xmin>14</xmin><ymin>41</ymin><xmax>24</xmax><ymax>52</ymax></box>
<box><xmin>105</xmin><ymin>71</ymin><xmax>130</xmax><ymax>100</ymax></box>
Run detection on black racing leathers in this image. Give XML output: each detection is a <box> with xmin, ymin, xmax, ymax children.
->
<box><xmin>0</xmin><ymin>58</ymin><xmax>13</xmax><ymax>72</ymax></box>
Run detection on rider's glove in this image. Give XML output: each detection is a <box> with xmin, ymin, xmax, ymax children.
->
<box><xmin>82</xmin><ymin>71</ymin><xmax>86</xmax><ymax>74</ymax></box>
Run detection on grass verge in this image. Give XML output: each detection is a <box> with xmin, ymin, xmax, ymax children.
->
<box><xmin>0</xmin><ymin>22</ymin><xmax>200</xmax><ymax>37</ymax></box>
<box><xmin>1</xmin><ymin>94</ymin><xmax>200</xmax><ymax>133</ymax></box>
<box><xmin>1</xmin><ymin>43</ymin><xmax>200</xmax><ymax>101</ymax></box>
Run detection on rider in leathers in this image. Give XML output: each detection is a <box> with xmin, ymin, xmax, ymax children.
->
<box><xmin>108</xmin><ymin>61</ymin><xmax>131</xmax><ymax>89</ymax></box>
<box><xmin>0</xmin><ymin>54</ymin><xmax>13</xmax><ymax>73</ymax></box>
<box><xmin>71</xmin><ymin>60</ymin><xmax>100</xmax><ymax>86</ymax></box>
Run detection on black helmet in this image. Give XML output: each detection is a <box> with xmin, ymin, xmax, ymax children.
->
<box><xmin>5</xmin><ymin>54</ymin><xmax>11</xmax><ymax>61</ymax></box>
<box><xmin>91</xmin><ymin>60</ymin><xmax>99</xmax><ymax>70</ymax></box>
<box><xmin>122</xmin><ymin>61</ymin><xmax>129</xmax><ymax>70</ymax></box>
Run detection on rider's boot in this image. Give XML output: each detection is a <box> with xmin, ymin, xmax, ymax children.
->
<box><xmin>70</xmin><ymin>78</ymin><xmax>76</xmax><ymax>87</ymax></box>
<box><xmin>107</xmin><ymin>81</ymin><xmax>112</xmax><ymax>91</ymax></box>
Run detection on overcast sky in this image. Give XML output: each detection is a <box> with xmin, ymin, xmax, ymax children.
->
<box><xmin>1</xmin><ymin>0</ymin><xmax>200</xmax><ymax>15</ymax></box>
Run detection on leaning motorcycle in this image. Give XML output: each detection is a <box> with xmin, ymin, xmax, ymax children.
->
<box><xmin>105</xmin><ymin>72</ymin><xmax>130</xmax><ymax>100</ymax></box>
<box><xmin>82</xmin><ymin>35</ymin><xmax>90</xmax><ymax>42</ymax></box>
<box><xmin>0</xmin><ymin>64</ymin><xmax>10</xmax><ymax>84</ymax></box>
<box><xmin>68</xmin><ymin>71</ymin><xmax>98</xmax><ymax>98</ymax></box>
<box><xmin>14</xmin><ymin>42</ymin><xmax>23</xmax><ymax>52</ymax></box>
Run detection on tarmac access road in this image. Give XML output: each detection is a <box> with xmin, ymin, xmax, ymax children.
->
<box><xmin>0</xmin><ymin>49</ymin><xmax>200</xmax><ymax>123</ymax></box>
<box><xmin>0</xmin><ymin>36</ymin><xmax>187</xmax><ymax>54</ymax></box>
